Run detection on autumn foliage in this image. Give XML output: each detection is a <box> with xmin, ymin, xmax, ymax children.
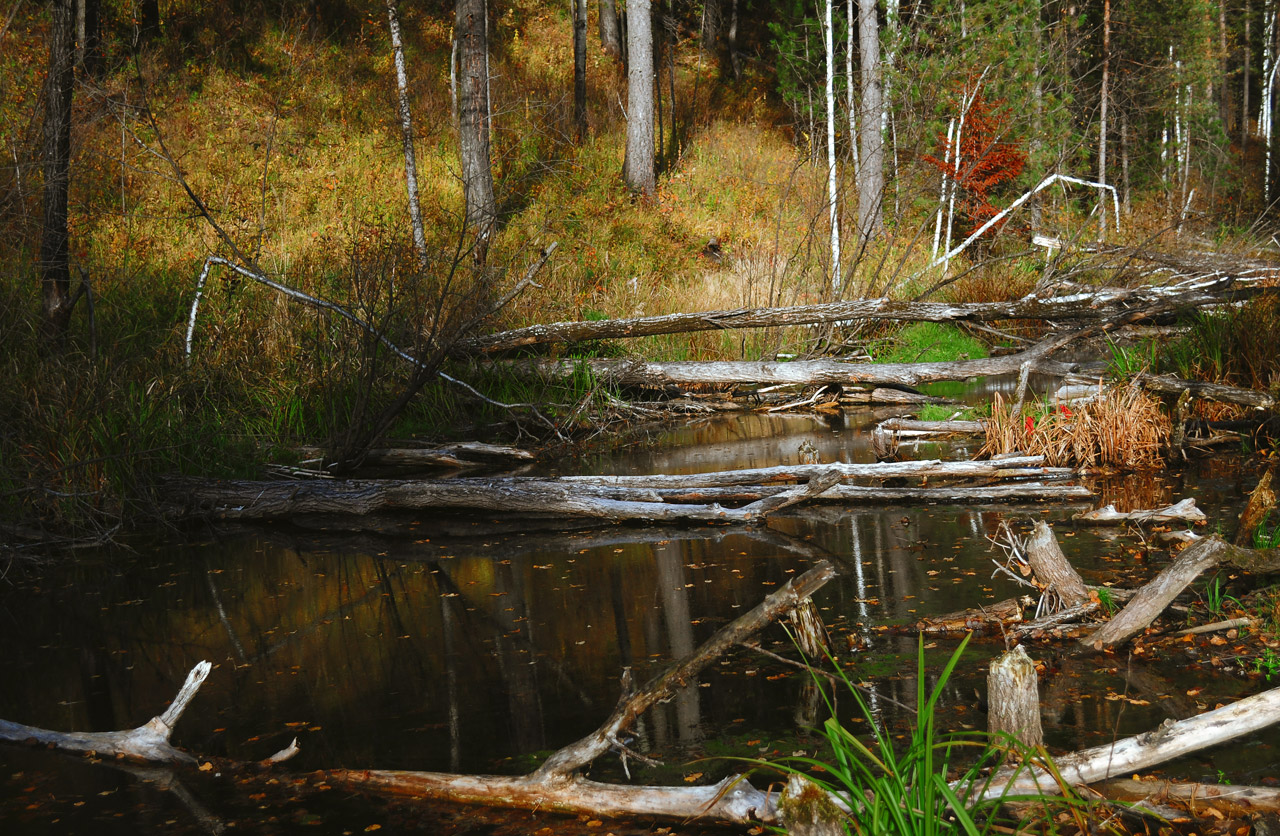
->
<box><xmin>923</xmin><ymin>85</ymin><xmax>1027</xmax><ymax>236</ymax></box>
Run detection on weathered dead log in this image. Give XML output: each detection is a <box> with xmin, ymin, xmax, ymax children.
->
<box><xmin>987</xmin><ymin>645</ymin><xmax>1044</xmax><ymax>749</ymax></box>
<box><xmin>655</xmin><ymin>483</ymin><xmax>1093</xmax><ymax>505</ymax></box>
<box><xmin>1083</xmin><ymin>536</ymin><xmax>1280</xmax><ymax>649</ymax></box>
<box><xmin>1026</xmin><ymin>521</ymin><xmax>1092</xmax><ymax>610</ymax></box>
<box><xmin>299</xmin><ymin>442</ymin><xmax>534</xmax><ymax>470</ymax></box>
<box><xmin>1235</xmin><ymin>464</ymin><xmax>1277</xmax><ymax>547</ymax></box>
<box><xmin>916</xmin><ymin>597</ymin><xmax>1025</xmax><ymax>634</ymax></box>
<box><xmin>1074</xmin><ymin>498</ymin><xmax>1206</xmax><ymax>525</ymax></box>
<box><xmin>1135</xmin><ymin>372</ymin><xmax>1278</xmax><ymax>412</ymax></box>
<box><xmin>978</xmin><ymin>683</ymin><xmax>1280</xmax><ymax>801</ymax></box>
<box><xmin>0</xmin><ymin>661</ymin><xmax>212</xmax><ymax>763</ymax></box>
<box><xmin>525</xmin><ymin>352</ymin><xmax>1075</xmax><ymax>389</ymax></box>
<box><xmin>1095</xmin><ymin>778</ymin><xmax>1280</xmax><ymax>817</ymax></box>
<box><xmin>460</xmin><ymin>270</ymin><xmax>1275</xmax><ymax>356</ymax></box>
<box><xmin>328</xmin><ymin>561</ymin><xmax>839</xmax><ymax>824</ymax></box>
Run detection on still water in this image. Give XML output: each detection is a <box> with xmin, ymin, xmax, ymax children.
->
<box><xmin>0</xmin><ymin>407</ymin><xmax>1272</xmax><ymax>833</ymax></box>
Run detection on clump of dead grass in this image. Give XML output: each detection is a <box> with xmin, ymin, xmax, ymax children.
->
<box><xmin>981</xmin><ymin>384</ymin><xmax>1170</xmax><ymax>468</ymax></box>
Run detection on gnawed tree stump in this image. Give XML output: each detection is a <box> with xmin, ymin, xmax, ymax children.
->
<box><xmin>1026</xmin><ymin>521</ymin><xmax>1092</xmax><ymax>611</ymax></box>
<box><xmin>778</xmin><ymin>774</ymin><xmax>847</xmax><ymax>836</ymax></box>
<box><xmin>1235</xmin><ymin>464</ymin><xmax>1277</xmax><ymax>547</ymax></box>
<box><xmin>987</xmin><ymin>645</ymin><xmax>1044</xmax><ymax>749</ymax></box>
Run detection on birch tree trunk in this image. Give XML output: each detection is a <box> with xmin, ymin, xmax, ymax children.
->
<box><xmin>573</xmin><ymin>0</ymin><xmax>588</xmax><ymax>140</ymax></box>
<box><xmin>456</xmin><ymin>0</ymin><xmax>497</xmax><ymax>254</ymax></box>
<box><xmin>845</xmin><ymin>0</ymin><xmax>858</xmax><ymax>170</ymax></box>
<box><xmin>599</xmin><ymin>0</ymin><xmax>622</xmax><ymax>59</ymax></box>
<box><xmin>857</xmin><ymin>0</ymin><xmax>883</xmax><ymax>243</ymax></box>
<box><xmin>385</xmin><ymin>0</ymin><xmax>430</xmax><ymax>275</ymax></box>
<box><xmin>823</xmin><ymin>0</ymin><xmax>841</xmax><ymax>293</ymax></box>
<box><xmin>40</xmin><ymin>0</ymin><xmax>76</xmax><ymax>344</ymax></box>
<box><xmin>1098</xmin><ymin>0</ymin><xmax>1111</xmax><ymax>241</ymax></box>
<box><xmin>624</xmin><ymin>0</ymin><xmax>655</xmax><ymax>195</ymax></box>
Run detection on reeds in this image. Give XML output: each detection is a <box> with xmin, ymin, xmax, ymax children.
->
<box><xmin>981</xmin><ymin>384</ymin><xmax>1170</xmax><ymax>468</ymax></box>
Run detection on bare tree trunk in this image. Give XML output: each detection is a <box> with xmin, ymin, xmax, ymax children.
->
<box><xmin>987</xmin><ymin>645</ymin><xmax>1044</xmax><ymax>748</ymax></box>
<box><xmin>1098</xmin><ymin>0</ymin><xmax>1110</xmax><ymax>241</ymax></box>
<box><xmin>40</xmin><ymin>0</ymin><xmax>76</xmax><ymax>344</ymax></box>
<box><xmin>823</xmin><ymin>0</ymin><xmax>841</xmax><ymax>293</ymax></box>
<box><xmin>573</xmin><ymin>0</ymin><xmax>588</xmax><ymax>140</ymax></box>
<box><xmin>385</xmin><ymin>0</ymin><xmax>430</xmax><ymax>275</ymax></box>
<box><xmin>456</xmin><ymin>0</ymin><xmax>497</xmax><ymax>256</ymax></box>
<box><xmin>624</xmin><ymin>0</ymin><xmax>655</xmax><ymax>195</ymax></box>
<box><xmin>727</xmin><ymin>0</ymin><xmax>740</xmax><ymax>78</ymax></box>
<box><xmin>599</xmin><ymin>0</ymin><xmax>622</xmax><ymax>59</ymax></box>
<box><xmin>857</xmin><ymin>0</ymin><xmax>883</xmax><ymax>243</ymax></box>
<box><xmin>700</xmin><ymin>0</ymin><xmax>720</xmax><ymax>53</ymax></box>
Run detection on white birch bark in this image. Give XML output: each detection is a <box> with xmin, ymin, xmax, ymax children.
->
<box><xmin>385</xmin><ymin>0</ymin><xmax>430</xmax><ymax>274</ymax></box>
<box><xmin>1098</xmin><ymin>0</ymin><xmax>1110</xmax><ymax>241</ymax></box>
<box><xmin>824</xmin><ymin>0</ymin><xmax>841</xmax><ymax>292</ymax></box>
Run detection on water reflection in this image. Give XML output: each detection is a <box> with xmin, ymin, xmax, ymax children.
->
<box><xmin>0</xmin><ymin>408</ymin><xmax>1273</xmax><ymax>832</ymax></box>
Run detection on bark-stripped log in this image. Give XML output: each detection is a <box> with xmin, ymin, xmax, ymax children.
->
<box><xmin>1084</xmin><ymin>536</ymin><xmax>1280</xmax><ymax>649</ymax></box>
<box><xmin>1095</xmin><ymin>778</ymin><xmax>1280</xmax><ymax>817</ymax></box>
<box><xmin>1135</xmin><ymin>372</ymin><xmax>1278</xmax><ymax>411</ymax></box>
<box><xmin>1074</xmin><ymin>498</ymin><xmax>1206</xmax><ymax>525</ymax></box>
<box><xmin>0</xmin><ymin>662</ymin><xmax>212</xmax><ymax>763</ymax></box>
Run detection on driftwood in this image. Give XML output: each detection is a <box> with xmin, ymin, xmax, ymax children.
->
<box><xmin>654</xmin><ymin>483</ymin><xmax>1093</xmax><ymax>505</ymax></box>
<box><xmin>459</xmin><ymin>264</ymin><xmax>1277</xmax><ymax>356</ymax></box>
<box><xmin>1074</xmin><ymin>498</ymin><xmax>1207</xmax><ymax>525</ymax></box>
<box><xmin>987</xmin><ymin>645</ymin><xmax>1043</xmax><ymax>748</ymax></box>
<box><xmin>1135</xmin><ymin>372</ymin><xmax>1278</xmax><ymax>412</ymax></box>
<box><xmin>877</xmin><ymin>418</ymin><xmax>986</xmax><ymax>435</ymax></box>
<box><xmin>1084</xmin><ymin>536</ymin><xmax>1280</xmax><ymax>649</ymax></box>
<box><xmin>0</xmin><ymin>661</ymin><xmax>212</xmax><ymax>763</ymax></box>
<box><xmin>325</xmin><ymin>561</ymin><xmax>839</xmax><ymax>824</ymax></box>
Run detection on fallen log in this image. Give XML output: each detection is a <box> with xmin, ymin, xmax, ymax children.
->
<box><xmin>979</xmin><ymin>683</ymin><xmax>1280</xmax><ymax>801</ymax></box>
<box><xmin>298</xmin><ymin>442</ymin><xmax>534</xmax><ymax>470</ymax></box>
<box><xmin>1095</xmin><ymin>778</ymin><xmax>1280</xmax><ymax>817</ymax></box>
<box><xmin>877</xmin><ymin>418</ymin><xmax>987</xmax><ymax>435</ymax></box>
<box><xmin>327</xmin><ymin>561</ymin><xmax>839</xmax><ymax>824</ymax></box>
<box><xmin>915</xmin><ymin>597</ymin><xmax>1026</xmax><ymax>634</ymax></box>
<box><xmin>0</xmin><ymin>661</ymin><xmax>212</xmax><ymax>763</ymax></box>
<box><xmin>1135</xmin><ymin>372</ymin><xmax>1278</xmax><ymax>412</ymax></box>
<box><xmin>654</xmin><ymin>482</ymin><xmax>1093</xmax><ymax>505</ymax></box>
<box><xmin>1083</xmin><ymin>536</ymin><xmax>1280</xmax><ymax>649</ymax></box>
<box><xmin>1074</xmin><ymin>498</ymin><xmax>1207</xmax><ymax>525</ymax></box>
<box><xmin>459</xmin><ymin>267</ymin><xmax>1276</xmax><ymax>356</ymax></box>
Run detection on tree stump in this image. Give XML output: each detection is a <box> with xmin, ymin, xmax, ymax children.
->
<box><xmin>778</xmin><ymin>774</ymin><xmax>846</xmax><ymax>836</ymax></box>
<box><xmin>1026</xmin><ymin>521</ymin><xmax>1091</xmax><ymax>611</ymax></box>
<box><xmin>987</xmin><ymin>645</ymin><xmax>1043</xmax><ymax>749</ymax></box>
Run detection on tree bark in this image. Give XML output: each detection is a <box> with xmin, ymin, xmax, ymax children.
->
<box><xmin>385</xmin><ymin>0</ymin><xmax>431</xmax><ymax>275</ymax></box>
<box><xmin>598</xmin><ymin>0</ymin><xmax>622</xmax><ymax>59</ymax></box>
<box><xmin>624</xmin><ymin>0</ymin><xmax>655</xmax><ymax>195</ymax></box>
<box><xmin>573</xmin><ymin>0</ymin><xmax>588</xmax><ymax>140</ymax></box>
<box><xmin>40</xmin><ymin>0</ymin><xmax>76</xmax><ymax>344</ymax></box>
<box><xmin>1026</xmin><ymin>521</ymin><xmax>1092</xmax><ymax>610</ymax></box>
<box><xmin>455</xmin><ymin>0</ymin><xmax>496</xmax><ymax>253</ymax></box>
<box><xmin>1235</xmin><ymin>465</ymin><xmax>1277</xmax><ymax>547</ymax></box>
<box><xmin>1098</xmin><ymin>0</ymin><xmax>1111</xmax><ymax>240</ymax></box>
<box><xmin>823</xmin><ymin>0</ymin><xmax>841</xmax><ymax>292</ymax></box>
<box><xmin>856</xmin><ymin>0</ymin><xmax>883</xmax><ymax>243</ymax></box>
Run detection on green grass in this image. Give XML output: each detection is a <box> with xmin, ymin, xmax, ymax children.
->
<box><xmin>875</xmin><ymin>323</ymin><xmax>989</xmax><ymax>365</ymax></box>
<box><xmin>1256</xmin><ymin>512</ymin><xmax>1280</xmax><ymax>550</ymax></box>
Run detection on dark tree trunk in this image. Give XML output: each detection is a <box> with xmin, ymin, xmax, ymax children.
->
<box><xmin>573</xmin><ymin>0</ymin><xmax>588</xmax><ymax>140</ymax></box>
<box><xmin>455</xmin><ymin>0</ymin><xmax>496</xmax><ymax>256</ymax></box>
<box><xmin>41</xmin><ymin>0</ymin><xmax>75</xmax><ymax>344</ymax></box>
<box><xmin>598</xmin><ymin>0</ymin><xmax>622</xmax><ymax>59</ymax></box>
<box><xmin>700</xmin><ymin>0</ymin><xmax>720</xmax><ymax>52</ymax></box>
<box><xmin>623</xmin><ymin>0</ymin><xmax>655</xmax><ymax>195</ymax></box>
<box><xmin>139</xmin><ymin>0</ymin><xmax>160</xmax><ymax>39</ymax></box>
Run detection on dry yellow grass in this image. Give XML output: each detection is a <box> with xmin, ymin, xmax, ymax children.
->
<box><xmin>982</xmin><ymin>384</ymin><xmax>1171</xmax><ymax>468</ymax></box>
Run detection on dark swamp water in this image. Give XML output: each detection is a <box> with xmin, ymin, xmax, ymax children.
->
<box><xmin>2</xmin><ymin>399</ymin><xmax>1277</xmax><ymax>835</ymax></box>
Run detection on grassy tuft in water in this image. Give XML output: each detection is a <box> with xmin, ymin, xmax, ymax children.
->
<box><xmin>874</xmin><ymin>323</ymin><xmax>989</xmax><ymax>365</ymax></box>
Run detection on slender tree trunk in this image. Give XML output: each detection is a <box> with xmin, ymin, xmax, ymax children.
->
<box><xmin>599</xmin><ymin>0</ymin><xmax>622</xmax><ymax>59</ymax></box>
<box><xmin>700</xmin><ymin>0</ymin><xmax>719</xmax><ymax>53</ymax></box>
<box><xmin>857</xmin><ymin>0</ymin><xmax>883</xmax><ymax>243</ymax></box>
<box><xmin>1221</xmin><ymin>0</ymin><xmax>1231</xmax><ymax>128</ymax></box>
<box><xmin>41</xmin><ymin>0</ymin><xmax>76</xmax><ymax>344</ymax></box>
<box><xmin>1098</xmin><ymin>0</ymin><xmax>1110</xmax><ymax>241</ymax></box>
<box><xmin>385</xmin><ymin>0</ymin><xmax>430</xmax><ymax>274</ymax></box>
<box><xmin>823</xmin><ymin>0</ymin><xmax>841</xmax><ymax>293</ymax></box>
<box><xmin>845</xmin><ymin>0</ymin><xmax>858</xmax><ymax>169</ymax></box>
<box><xmin>727</xmin><ymin>0</ymin><xmax>740</xmax><ymax>79</ymax></box>
<box><xmin>573</xmin><ymin>0</ymin><xmax>588</xmax><ymax>141</ymax></box>
<box><xmin>456</xmin><ymin>0</ymin><xmax>497</xmax><ymax>255</ymax></box>
<box><xmin>624</xmin><ymin>0</ymin><xmax>655</xmax><ymax>195</ymax></box>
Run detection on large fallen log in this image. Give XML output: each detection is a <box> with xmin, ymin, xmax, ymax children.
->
<box><xmin>167</xmin><ymin>458</ymin><xmax>1076</xmax><ymax>523</ymax></box>
<box><xmin>1095</xmin><ymin>778</ymin><xmax>1280</xmax><ymax>817</ymax></box>
<box><xmin>1074</xmin><ymin>498</ymin><xmax>1207</xmax><ymax>525</ymax></box>
<box><xmin>460</xmin><ymin>265</ymin><xmax>1277</xmax><ymax>356</ymax></box>
<box><xmin>1083</xmin><ymin>536</ymin><xmax>1280</xmax><ymax>649</ymax></box>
